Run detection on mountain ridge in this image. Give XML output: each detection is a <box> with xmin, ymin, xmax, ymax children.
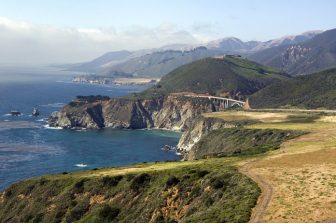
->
<box><xmin>65</xmin><ymin>30</ymin><xmax>320</xmax><ymax>78</ymax></box>
<box><xmin>249</xmin><ymin>28</ymin><xmax>336</xmax><ymax>75</ymax></box>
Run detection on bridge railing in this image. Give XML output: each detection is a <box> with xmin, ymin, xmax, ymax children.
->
<box><xmin>183</xmin><ymin>95</ymin><xmax>245</xmax><ymax>104</ymax></box>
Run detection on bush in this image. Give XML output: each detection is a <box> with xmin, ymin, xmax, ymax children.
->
<box><xmin>210</xmin><ymin>179</ymin><xmax>224</xmax><ymax>189</ymax></box>
<box><xmin>130</xmin><ymin>173</ymin><xmax>151</xmax><ymax>192</ymax></box>
<box><xmin>98</xmin><ymin>204</ymin><xmax>120</xmax><ymax>221</ymax></box>
<box><xmin>65</xmin><ymin>201</ymin><xmax>89</xmax><ymax>223</ymax></box>
<box><xmin>196</xmin><ymin>170</ymin><xmax>210</xmax><ymax>178</ymax></box>
<box><xmin>72</xmin><ymin>179</ymin><xmax>86</xmax><ymax>193</ymax></box>
<box><xmin>166</xmin><ymin>176</ymin><xmax>180</xmax><ymax>187</ymax></box>
<box><xmin>102</xmin><ymin>175</ymin><xmax>123</xmax><ymax>187</ymax></box>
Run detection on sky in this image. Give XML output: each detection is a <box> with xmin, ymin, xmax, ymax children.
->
<box><xmin>0</xmin><ymin>0</ymin><xmax>335</xmax><ymax>65</ymax></box>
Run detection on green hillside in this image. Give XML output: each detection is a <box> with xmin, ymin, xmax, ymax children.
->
<box><xmin>0</xmin><ymin>159</ymin><xmax>259</xmax><ymax>223</ymax></box>
<box><xmin>249</xmin><ymin>68</ymin><xmax>336</xmax><ymax>109</ymax></box>
<box><xmin>141</xmin><ymin>56</ymin><xmax>288</xmax><ymax>98</ymax></box>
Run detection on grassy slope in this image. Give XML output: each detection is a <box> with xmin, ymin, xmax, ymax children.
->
<box><xmin>249</xmin><ymin>68</ymin><xmax>336</xmax><ymax>109</ymax></box>
<box><xmin>139</xmin><ymin>56</ymin><xmax>287</xmax><ymax>98</ymax></box>
<box><xmin>190</xmin><ymin>128</ymin><xmax>304</xmax><ymax>159</ymax></box>
<box><xmin>0</xmin><ymin>159</ymin><xmax>259</xmax><ymax>223</ymax></box>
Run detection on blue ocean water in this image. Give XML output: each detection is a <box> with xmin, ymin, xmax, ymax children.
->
<box><xmin>0</xmin><ymin>68</ymin><xmax>181</xmax><ymax>190</ymax></box>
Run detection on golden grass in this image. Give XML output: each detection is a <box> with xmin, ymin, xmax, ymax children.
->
<box><xmin>45</xmin><ymin>157</ymin><xmax>240</xmax><ymax>181</ymax></box>
<box><xmin>218</xmin><ymin>110</ymin><xmax>336</xmax><ymax>222</ymax></box>
<box><xmin>203</xmin><ymin>111</ymin><xmax>292</xmax><ymax>123</ymax></box>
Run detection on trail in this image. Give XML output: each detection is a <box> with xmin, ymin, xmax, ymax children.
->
<box><xmin>239</xmin><ymin>160</ymin><xmax>273</xmax><ymax>223</ymax></box>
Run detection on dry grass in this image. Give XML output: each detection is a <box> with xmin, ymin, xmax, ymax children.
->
<box><xmin>214</xmin><ymin>110</ymin><xmax>336</xmax><ymax>222</ymax></box>
<box><xmin>253</xmin><ymin>150</ymin><xmax>336</xmax><ymax>222</ymax></box>
<box><xmin>203</xmin><ymin>111</ymin><xmax>292</xmax><ymax>123</ymax></box>
<box><xmin>205</xmin><ymin>110</ymin><xmax>336</xmax><ymax>222</ymax></box>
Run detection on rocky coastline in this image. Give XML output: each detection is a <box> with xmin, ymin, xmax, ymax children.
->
<box><xmin>48</xmin><ymin>95</ymin><xmax>240</xmax><ymax>159</ymax></box>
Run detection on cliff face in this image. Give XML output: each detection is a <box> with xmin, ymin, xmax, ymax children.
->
<box><xmin>177</xmin><ymin>116</ymin><xmax>237</xmax><ymax>154</ymax></box>
<box><xmin>48</xmin><ymin>96</ymin><xmax>215</xmax><ymax>131</ymax></box>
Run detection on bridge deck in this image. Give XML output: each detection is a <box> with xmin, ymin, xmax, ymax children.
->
<box><xmin>183</xmin><ymin>95</ymin><xmax>245</xmax><ymax>104</ymax></box>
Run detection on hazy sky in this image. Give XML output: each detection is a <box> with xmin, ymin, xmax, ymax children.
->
<box><xmin>0</xmin><ymin>0</ymin><xmax>335</xmax><ymax>65</ymax></box>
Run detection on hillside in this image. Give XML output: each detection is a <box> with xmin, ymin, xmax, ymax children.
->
<box><xmin>249</xmin><ymin>28</ymin><xmax>336</xmax><ymax>75</ymax></box>
<box><xmin>101</xmin><ymin>47</ymin><xmax>222</xmax><ymax>78</ymax></box>
<box><xmin>0</xmin><ymin>159</ymin><xmax>259</xmax><ymax>223</ymax></box>
<box><xmin>67</xmin><ymin>51</ymin><xmax>133</xmax><ymax>73</ymax></box>
<box><xmin>249</xmin><ymin>68</ymin><xmax>336</xmax><ymax>109</ymax></box>
<box><xmin>141</xmin><ymin>56</ymin><xmax>288</xmax><ymax>98</ymax></box>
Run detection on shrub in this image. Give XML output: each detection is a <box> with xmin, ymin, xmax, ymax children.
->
<box><xmin>196</xmin><ymin>170</ymin><xmax>210</xmax><ymax>178</ymax></box>
<box><xmin>98</xmin><ymin>204</ymin><xmax>120</xmax><ymax>221</ymax></box>
<box><xmin>210</xmin><ymin>179</ymin><xmax>224</xmax><ymax>189</ymax></box>
<box><xmin>32</xmin><ymin>212</ymin><xmax>44</xmax><ymax>223</ymax></box>
<box><xmin>102</xmin><ymin>175</ymin><xmax>123</xmax><ymax>187</ymax></box>
<box><xmin>4</xmin><ymin>189</ymin><xmax>12</xmax><ymax>198</ymax></box>
<box><xmin>65</xmin><ymin>201</ymin><xmax>89</xmax><ymax>223</ymax></box>
<box><xmin>72</xmin><ymin>179</ymin><xmax>86</xmax><ymax>193</ymax></box>
<box><xmin>130</xmin><ymin>173</ymin><xmax>151</xmax><ymax>192</ymax></box>
<box><xmin>166</xmin><ymin>176</ymin><xmax>180</xmax><ymax>187</ymax></box>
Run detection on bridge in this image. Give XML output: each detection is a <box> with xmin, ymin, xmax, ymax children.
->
<box><xmin>184</xmin><ymin>95</ymin><xmax>246</xmax><ymax>111</ymax></box>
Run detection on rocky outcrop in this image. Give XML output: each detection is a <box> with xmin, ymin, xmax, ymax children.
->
<box><xmin>49</xmin><ymin>103</ymin><xmax>105</xmax><ymax>129</ymax></box>
<box><xmin>48</xmin><ymin>95</ymin><xmax>215</xmax><ymax>131</ymax></box>
<box><xmin>177</xmin><ymin>116</ymin><xmax>237</xmax><ymax>154</ymax></box>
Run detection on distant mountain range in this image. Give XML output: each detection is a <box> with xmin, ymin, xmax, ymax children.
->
<box><xmin>249</xmin><ymin>28</ymin><xmax>336</xmax><ymax>75</ymax></box>
<box><xmin>206</xmin><ymin>31</ymin><xmax>321</xmax><ymax>53</ymax></box>
<box><xmin>65</xmin><ymin>30</ymin><xmax>322</xmax><ymax>78</ymax></box>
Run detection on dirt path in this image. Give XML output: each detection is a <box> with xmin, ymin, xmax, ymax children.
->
<box><xmin>239</xmin><ymin>160</ymin><xmax>272</xmax><ymax>223</ymax></box>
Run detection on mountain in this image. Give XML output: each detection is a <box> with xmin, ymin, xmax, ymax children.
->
<box><xmin>249</xmin><ymin>68</ymin><xmax>336</xmax><ymax>109</ymax></box>
<box><xmin>206</xmin><ymin>31</ymin><xmax>321</xmax><ymax>53</ymax></box>
<box><xmin>65</xmin><ymin>30</ymin><xmax>320</xmax><ymax>78</ymax></box>
<box><xmin>67</xmin><ymin>50</ymin><xmax>132</xmax><ymax>72</ymax></box>
<box><xmin>249</xmin><ymin>29</ymin><xmax>336</xmax><ymax>75</ymax></box>
<box><xmin>141</xmin><ymin>55</ymin><xmax>288</xmax><ymax>98</ymax></box>
<box><xmin>206</xmin><ymin>37</ymin><xmax>254</xmax><ymax>52</ymax></box>
<box><xmin>101</xmin><ymin>47</ymin><xmax>222</xmax><ymax>78</ymax></box>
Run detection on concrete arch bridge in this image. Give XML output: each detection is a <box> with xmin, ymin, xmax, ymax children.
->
<box><xmin>184</xmin><ymin>95</ymin><xmax>246</xmax><ymax>111</ymax></box>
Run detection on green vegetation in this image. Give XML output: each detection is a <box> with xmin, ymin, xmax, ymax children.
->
<box><xmin>250</xmin><ymin>68</ymin><xmax>336</xmax><ymax>109</ymax></box>
<box><xmin>69</xmin><ymin>95</ymin><xmax>111</xmax><ymax>106</ymax></box>
<box><xmin>0</xmin><ymin>159</ymin><xmax>260</xmax><ymax>223</ymax></box>
<box><xmin>76</xmin><ymin>95</ymin><xmax>110</xmax><ymax>102</ymax></box>
<box><xmin>190</xmin><ymin>128</ymin><xmax>305</xmax><ymax>159</ymax></box>
<box><xmin>140</xmin><ymin>57</ymin><xmax>288</xmax><ymax>99</ymax></box>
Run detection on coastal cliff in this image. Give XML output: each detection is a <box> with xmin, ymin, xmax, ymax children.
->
<box><xmin>176</xmin><ymin>116</ymin><xmax>237</xmax><ymax>153</ymax></box>
<box><xmin>48</xmin><ymin>95</ymin><xmax>215</xmax><ymax>131</ymax></box>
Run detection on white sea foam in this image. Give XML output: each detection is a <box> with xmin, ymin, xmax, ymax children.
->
<box><xmin>43</xmin><ymin>124</ymin><xmax>62</xmax><ymax>130</ymax></box>
<box><xmin>75</xmin><ymin>163</ymin><xmax>88</xmax><ymax>167</ymax></box>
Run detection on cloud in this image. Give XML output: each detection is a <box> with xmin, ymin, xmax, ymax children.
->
<box><xmin>0</xmin><ymin>17</ymin><xmax>209</xmax><ymax>65</ymax></box>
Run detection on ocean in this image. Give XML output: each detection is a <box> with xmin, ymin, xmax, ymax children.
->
<box><xmin>0</xmin><ymin>67</ymin><xmax>181</xmax><ymax>190</ymax></box>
